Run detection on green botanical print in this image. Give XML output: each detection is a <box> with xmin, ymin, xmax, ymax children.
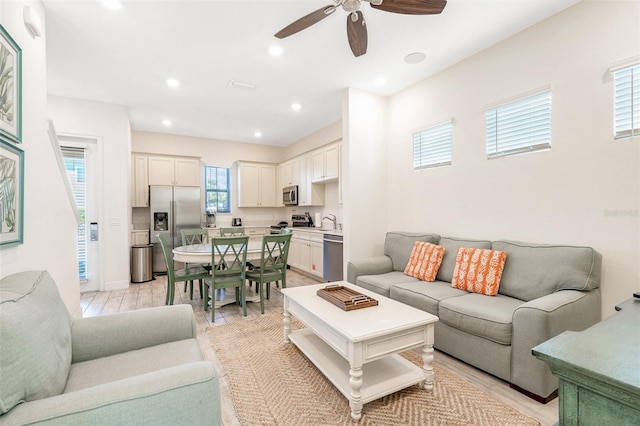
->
<box><xmin>0</xmin><ymin>44</ymin><xmax>14</xmax><ymax>126</ymax></box>
<box><xmin>0</xmin><ymin>154</ymin><xmax>16</xmax><ymax>232</ymax></box>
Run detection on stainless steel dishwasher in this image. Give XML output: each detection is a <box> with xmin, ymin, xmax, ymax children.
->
<box><xmin>322</xmin><ymin>233</ymin><xmax>343</xmax><ymax>282</ymax></box>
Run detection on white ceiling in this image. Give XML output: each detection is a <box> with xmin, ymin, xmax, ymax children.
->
<box><xmin>43</xmin><ymin>0</ymin><xmax>580</xmax><ymax>146</ymax></box>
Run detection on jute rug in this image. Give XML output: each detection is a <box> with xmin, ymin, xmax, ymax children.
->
<box><xmin>208</xmin><ymin>314</ymin><xmax>538</xmax><ymax>426</ymax></box>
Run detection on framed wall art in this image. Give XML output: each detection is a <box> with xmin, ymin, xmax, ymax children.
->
<box><xmin>0</xmin><ymin>137</ymin><xmax>23</xmax><ymax>247</ymax></box>
<box><xmin>0</xmin><ymin>25</ymin><xmax>22</xmax><ymax>143</ymax></box>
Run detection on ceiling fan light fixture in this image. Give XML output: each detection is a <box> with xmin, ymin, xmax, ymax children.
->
<box><xmin>404</xmin><ymin>52</ymin><xmax>426</xmax><ymax>64</ymax></box>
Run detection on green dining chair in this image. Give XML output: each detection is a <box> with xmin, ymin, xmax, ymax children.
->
<box><xmin>180</xmin><ymin>228</ymin><xmax>211</xmax><ymax>298</ymax></box>
<box><xmin>220</xmin><ymin>227</ymin><xmax>245</xmax><ymax>236</ymax></box>
<box><xmin>157</xmin><ymin>234</ymin><xmax>210</xmax><ymax>305</ymax></box>
<box><xmin>203</xmin><ymin>235</ymin><xmax>249</xmax><ymax>322</ymax></box>
<box><xmin>245</xmin><ymin>233</ymin><xmax>292</xmax><ymax>314</ymax></box>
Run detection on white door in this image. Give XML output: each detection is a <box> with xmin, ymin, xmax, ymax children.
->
<box><xmin>59</xmin><ymin>136</ymin><xmax>101</xmax><ymax>292</ymax></box>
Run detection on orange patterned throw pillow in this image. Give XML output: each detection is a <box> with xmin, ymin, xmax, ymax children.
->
<box><xmin>451</xmin><ymin>247</ymin><xmax>507</xmax><ymax>296</ymax></box>
<box><xmin>404</xmin><ymin>242</ymin><xmax>445</xmax><ymax>282</ymax></box>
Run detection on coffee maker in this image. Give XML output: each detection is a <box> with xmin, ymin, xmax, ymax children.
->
<box><xmin>205</xmin><ymin>208</ymin><xmax>216</xmax><ymax>228</ymax></box>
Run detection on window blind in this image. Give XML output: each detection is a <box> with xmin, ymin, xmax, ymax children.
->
<box><xmin>485</xmin><ymin>91</ymin><xmax>552</xmax><ymax>158</ymax></box>
<box><xmin>413</xmin><ymin>121</ymin><xmax>452</xmax><ymax>170</ymax></box>
<box><xmin>613</xmin><ymin>64</ymin><xmax>640</xmax><ymax>139</ymax></box>
<box><xmin>61</xmin><ymin>146</ymin><xmax>87</xmax><ymax>282</ymax></box>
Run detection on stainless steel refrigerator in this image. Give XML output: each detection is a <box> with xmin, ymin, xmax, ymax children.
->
<box><xmin>150</xmin><ymin>186</ymin><xmax>201</xmax><ymax>274</ymax></box>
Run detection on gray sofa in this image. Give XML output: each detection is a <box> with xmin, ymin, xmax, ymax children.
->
<box><xmin>347</xmin><ymin>232</ymin><xmax>602</xmax><ymax>401</ymax></box>
<box><xmin>0</xmin><ymin>271</ymin><xmax>221</xmax><ymax>425</ymax></box>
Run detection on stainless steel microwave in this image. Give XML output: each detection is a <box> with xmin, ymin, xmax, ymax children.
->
<box><xmin>283</xmin><ymin>185</ymin><xmax>298</xmax><ymax>206</ymax></box>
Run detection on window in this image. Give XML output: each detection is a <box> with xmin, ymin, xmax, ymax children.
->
<box><xmin>205</xmin><ymin>166</ymin><xmax>230</xmax><ymax>213</ymax></box>
<box><xmin>61</xmin><ymin>146</ymin><xmax>87</xmax><ymax>282</ymax></box>
<box><xmin>412</xmin><ymin>120</ymin><xmax>453</xmax><ymax>170</ymax></box>
<box><xmin>613</xmin><ymin>63</ymin><xmax>640</xmax><ymax>139</ymax></box>
<box><xmin>485</xmin><ymin>90</ymin><xmax>552</xmax><ymax>158</ymax></box>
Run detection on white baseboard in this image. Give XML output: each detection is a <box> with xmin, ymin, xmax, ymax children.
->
<box><xmin>103</xmin><ymin>279</ymin><xmax>129</xmax><ymax>291</ymax></box>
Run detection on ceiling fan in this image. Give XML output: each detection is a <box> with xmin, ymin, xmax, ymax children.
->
<box><xmin>274</xmin><ymin>0</ymin><xmax>447</xmax><ymax>57</ymax></box>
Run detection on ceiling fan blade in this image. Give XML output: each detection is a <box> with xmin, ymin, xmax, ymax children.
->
<box><xmin>275</xmin><ymin>5</ymin><xmax>336</xmax><ymax>38</ymax></box>
<box><xmin>370</xmin><ymin>0</ymin><xmax>447</xmax><ymax>15</ymax></box>
<box><xmin>347</xmin><ymin>11</ymin><xmax>368</xmax><ymax>57</ymax></box>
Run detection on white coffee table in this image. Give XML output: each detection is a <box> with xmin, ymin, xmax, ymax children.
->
<box><xmin>282</xmin><ymin>281</ymin><xmax>439</xmax><ymax>421</ymax></box>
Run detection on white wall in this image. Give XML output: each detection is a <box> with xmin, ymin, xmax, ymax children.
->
<box><xmin>343</xmin><ymin>88</ymin><xmax>389</xmax><ymax>264</ymax></box>
<box><xmin>0</xmin><ymin>2</ymin><xmax>82</xmax><ymax>316</ymax></box>
<box><xmin>48</xmin><ymin>96</ymin><xmax>132</xmax><ymax>292</ymax></box>
<box><xmin>383</xmin><ymin>1</ymin><xmax>639</xmax><ymax>318</ymax></box>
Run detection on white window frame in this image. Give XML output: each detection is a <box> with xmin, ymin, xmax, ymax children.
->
<box><xmin>612</xmin><ymin>62</ymin><xmax>640</xmax><ymax>140</ymax></box>
<box><xmin>485</xmin><ymin>89</ymin><xmax>552</xmax><ymax>159</ymax></box>
<box><xmin>412</xmin><ymin>119</ymin><xmax>453</xmax><ymax>170</ymax></box>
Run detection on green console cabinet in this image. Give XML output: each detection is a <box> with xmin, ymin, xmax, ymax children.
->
<box><xmin>532</xmin><ymin>298</ymin><xmax>640</xmax><ymax>425</ymax></box>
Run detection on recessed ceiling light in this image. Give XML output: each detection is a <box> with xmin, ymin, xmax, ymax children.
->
<box><xmin>162</xmin><ymin>120</ymin><xmax>172</xmax><ymax>127</ymax></box>
<box><xmin>291</xmin><ymin>103</ymin><xmax>302</xmax><ymax>111</ymax></box>
<box><xmin>166</xmin><ymin>78</ymin><xmax>180</xmax><ymax>88</ymax></box>
<box><xmin>374</xmin><ymin>76</ymin><xmax>386</xmax><ymax>86</ymax></box>
<box><xmin>101</xmin><ymin>0</ymin><xmax>122</xmax><ymax>10</ymax></box>
<box><xmin>404</xmin><ymin>52</ymin><xmax>426</xmax><ymax>64</ymax></box>
<box><xmin>254</xmin><ymin>131</ymin><xmax>262</xmax><ymax>138</ymax></box>
<box><xmin>268</xmin><ymin>45</ymin><xmax>284</xmax><ymax>57</ymax></box>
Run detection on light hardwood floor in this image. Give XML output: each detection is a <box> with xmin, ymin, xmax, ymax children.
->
<box><xmin>81</xmin><ymin>270</ymin><xmax>558</xmax><ymax>425</ymax></box>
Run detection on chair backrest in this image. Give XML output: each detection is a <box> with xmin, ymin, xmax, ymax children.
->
<box><xmin>181</xmin><ymin>228</ymin><xmax>209</xmax><ymax>245</ymax></box>
<box><xmin>257</xmin><ymin>233</ymin><xmax>292</xmax><ymax>272</ymax></box>
<box><xmin>157</xmin><ymin>234</ymin><xmax>175</xmax><ymax>280</ymax></box>
<box><xmin>220</xmin><ymin>227</ymin><xmax>245</xmax><ymax>237</ymax></box>
<box><xmin>211</xmin><ymin>236</ymin><xmax>249</xmax><ymax>280</ymax></box>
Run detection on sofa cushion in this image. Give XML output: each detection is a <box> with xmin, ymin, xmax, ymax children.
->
<box><xmin>356</xmin><ymin>272</ymin><xmax>419</xmax><ymax>298</ymax></box>
<box><xmin>439</xmin><ymin>293</ymin><xmax>524</xmax><ymax>345</ymax></box>
<box><xmin>404</xmin><ymin>242</ymin><xmax>445</xmax><ymax>281</ymax></box>
<box><xmin>64</xmin><ymin>339</ymin><xmax>204</xmax><ymax>393</ymax></box>
<box><xmin>0</xmin><ymin>271</ymin><xmax>73</xmax><ymax>414</ymax></box>
<box><xmin>384</xmin><ymin>232</ymin><xmax>440</xmax><ymax>271</ymax></box>
<box><xmin>436</xmin><ymin>237</ymin><xmax>492</xmax><ymax>283</ymax></box>
<box><xmin>492</xmin><ymin>240</ymin><xmax>603</xmax><ymax>301</ymax></box>
<box><xmin>390</xmin><ymin>280</ymin><xmax>468</xmax><ymax>317</ymax></box>
<box><xmin>451</xmin><ymin>247</ymin><xmax>507</xmax><ymax>296</ymax></box>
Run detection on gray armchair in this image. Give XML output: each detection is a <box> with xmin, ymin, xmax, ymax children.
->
<box><xmin>0</xmin><ymin>271</ymin><xmax>221</xmax><ymax>425</ymax></box>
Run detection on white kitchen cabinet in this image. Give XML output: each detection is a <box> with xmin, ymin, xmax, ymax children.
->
<box><xmin>237</xmin><ymin>162</ymin><xmax>277</xmax><ymax>207</ymax></box>
<box><xmin>132</xmin><ymin>154</ymin><xmax>149</xmax><ymax>207</ymax></box>
<box><xmin>148</xmin><ymin>156</ymin><xmax>200</xmax><ymax>186</ymax></box>
<box><xmin>298</xmin><ymin>154</ymin><xmax>324</xmax><ymax>207</ymax></box>
<box><xmin>311</xmin><ymin>142</ymin><xmax>340</xmax><ymax>183</ymax></box>
<box><xmin>291</xmin><ymin>230</ymin><xmax>323</xmax><ymax>278</ymax></box>
<box><xmin>131</xmin><ymin>230</ymin><xmax>149</xmax><ymax>246</ymax></box>
<box><xmin>279</xmin><ymin>159</ymin><xmax>299</xmax><ymax>189</ymax></box>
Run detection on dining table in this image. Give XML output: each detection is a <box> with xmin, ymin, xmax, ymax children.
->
<box><xmin>172</xmin><ymin>240</ymin><xmax>264</xmax><ymax>308</ymax></box>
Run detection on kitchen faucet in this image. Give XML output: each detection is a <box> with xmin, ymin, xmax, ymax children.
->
<box><xmin>322</xmin><ymin>214</ymin><xmax>337</xmax><ymax>230</ymax></box>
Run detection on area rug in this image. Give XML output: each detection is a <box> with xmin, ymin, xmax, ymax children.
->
<box><xmin>208</xmin><ymin>314</ymin><xmax>538</xmax><ymax>426</ymax></box>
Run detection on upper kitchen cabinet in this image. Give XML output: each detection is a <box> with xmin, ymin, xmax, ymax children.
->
<box><xmin>237</xmin><ymin>161</ymin><xmax>277</xmax><ymax>207</ymax></box>
<box><xmin>311</xmin><ymin>142</ymin><xmax>340</xmax><ymax>183</ymax></box>
<box><xmin>298</xmin><ymin>154</ymin><xmax>324</xmax><ymax>206</ymax></box>
<box><xmin>148</xmin><ymin>155</ymin><xmax>200</xmax><ymax>187</ymax></box>
<box><xmin>279</xmin><ymin>158</ymin><xmax>299</xmax><ymax>190</ymax></box>
<box><xmin>132</xmin><ymin>154</ymin><xmax>149</xmax><ymax>207</ymax></box>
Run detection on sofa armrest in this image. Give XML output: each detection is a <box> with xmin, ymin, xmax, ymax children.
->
<box><xmin>0</xmin><ymin>361</ymin><xmax>220</xmax><ymax>426</ymax></box>
<box><xmin>511</xmin><ymin>289</ymin><xmax>601</xmax><ymax>398</ymax></box>
<box><xmin>346</xmin><ymin>256</ymin><xmax>393</xmax><ymax>284</ymax></box>
<box><xmin>71</xmin><ymin>305</ymin><xmax>197</xmax><ymax>363</ymax></box>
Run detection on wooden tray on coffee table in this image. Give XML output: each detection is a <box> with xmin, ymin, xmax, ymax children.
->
<box><xmin>317</xmin><ymin>285</ymin><xmax>378</xmax><ymax>311</ymax></box>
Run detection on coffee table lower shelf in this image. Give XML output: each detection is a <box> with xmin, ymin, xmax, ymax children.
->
<box><xmin>288</xmin><ymin>329</ymin><xmax>426</xmax><ymax>405</ymax></box>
